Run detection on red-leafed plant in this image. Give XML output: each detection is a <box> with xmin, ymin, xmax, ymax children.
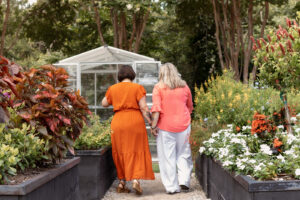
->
<box><xmin>13</xmin><ymin>65</ymin><xmax>91</xmax><ymax>162</ymax></box>
<box><xmin>0</xmin><ymin>56</ymin><xmax>23</xmax><ymax>123</ymax></box>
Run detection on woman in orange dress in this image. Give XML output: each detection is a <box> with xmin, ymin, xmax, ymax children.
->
<box><xmin>101</xmin><ymin>65</ymin><xmax>155</xmax><ymax>195</ymax></box>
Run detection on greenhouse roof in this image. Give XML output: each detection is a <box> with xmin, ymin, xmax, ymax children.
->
<box><xmin>58</xmin><ymin>45</ymin><xmax>155</xmax><ymax>64</ymax></box>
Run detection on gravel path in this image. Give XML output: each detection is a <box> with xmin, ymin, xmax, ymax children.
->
<box><xmin>102</xmin><ymin>173</ymin><xmax>209</xmax><ymax>200</ymax></box>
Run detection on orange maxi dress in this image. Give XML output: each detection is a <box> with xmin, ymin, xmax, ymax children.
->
<box><xmin>105</xmin><ymin>82</ymin><xmax>155</xmax><ymax>181</ymax></box>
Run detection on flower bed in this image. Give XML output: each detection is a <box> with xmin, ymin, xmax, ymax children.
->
<box><xmin>0</xmin><ymin>157</ymin><xmax>80</xmax><ymax>200</ymax></box>
<box><xmin>196</xmin><ymin>154</ymin><xmax>300</xmax><ymax>200</ymax></box>
<box><xmin>200</xmin><ymin>115</ymin><xmax>300</xmax><ymax>180</ymax></box>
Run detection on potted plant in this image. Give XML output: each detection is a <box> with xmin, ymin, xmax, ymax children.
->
<box><xmin>0</xmin><ymin>57</ymin><xmax>90</xmax><ymax>200</ymax></box>
<box><xmin>71</xmin><ymin>114</ymin><xmax>116</xmax><ymax>200</ymax></box>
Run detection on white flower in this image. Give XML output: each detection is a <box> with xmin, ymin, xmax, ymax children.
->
<box><xmin>295</xmin><ymin>128</ymin><xmax>300</xmax><ymax>133</ymax></box>
<box><xmin>277</xmin><ymin>154</ymin><xmax>285</xmax><ymax>162</ymax></box>
<box><xmin>249</xmin><ymin>159</ymin><xmax>256</xmax><ymax>164</ymax></box>
<box><xmin>242</xmin><ymin>126</ymin><xmax>251</xmax><ymax>131</ymax></box>
<box><xmin>126</xmin><ymin>4</ymin><xmax>133</xmax><ymax>10</ymax></box>
<box><xmin>297</xmin><ymin>113</ymin><xmax>300</xmax><ymax>117</ymax></box>
<box><xmin>227</xmin><ymin>124</ymin><xmax>233</xmax><ymax>128</ymax></box>
<box><xmin>208</xmin><ymin>147</ymin><xmax>213</xmax><ymax>152</ymax></box>
<box><xmin>208</xmin><ymin>138</ymin><xmax>215</xmax><ymax>144</ymax></box>
<box><xmin>223</xmin><ymin>160</ymin><xmax>233</xmax><ymax>167</ymax></box>
<box><xmin>285</xmin><ymin>149</ymin><xmax>295</xmax><ymax>155</ymax></box>
<box><xmin>287</xmin><ymin>134</ymin><xmax>296</xmax><ymax>145</ymax></box>
<box><xmin>290</xmin><ymin>117</ymin><xmax>297</xmax><ymax>122</ymax></box>
<box><xmin>211</xmin><ymin>132</ymin><xmax>220</xmax><ymax>138</ymax></box>
<box><xmin>254</xmin><ymin>163</ymin><xmax>265</xmax><ymax>172</ymax></box>
<box><xmin>135</xmin><ymin>7</ymin><xmax>140</xmax><ymax>12</ymax></box>
<box><xmin>199</xmin><ymin>147</ymin><xmax>205</xmax><ymax>154</ymax></box>
<box><xmin>278</xmin><ymin>125</ymin><xmax>284</xmax><ymax>129</ymax></box>
<box><xmin>295</xmin><ymin>169</ymin><xmax>300</xmax><ymax>176</ymax></box>
<box><xmin>260</xmin><ymin>144</ymin><xmax>273</xmax><ymax>155</ymax></box>
<box><xmin>231</xmin><ymin>138</ymin><xmax>241</xmax><ymax>144</ymax></box>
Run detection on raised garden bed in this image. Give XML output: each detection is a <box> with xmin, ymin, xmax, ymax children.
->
<box><xmin>69</xmin><ymin>147</ymin><xmax>116</xmax><ymax>200</ymax></box>
<box><xmin>0</xmin><ymin>157</ymin><xmax>81</xmax><ymax>200</ymax></box>
<box><xmin>196</xmin><ymin>153</ymin><xmax>300</xmax><ymax>200</ymax></box>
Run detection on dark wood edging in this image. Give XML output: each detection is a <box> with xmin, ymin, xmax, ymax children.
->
<box><xmin>74</xmin><ymin>146</ymin><xmax>111</xmax><ymax>156</ymax></box>
<box><xmin>0</xmin><ymin>157</ymin><xmax>80</xmax><ymax>195</ymax></box>
<box><xmin>202</xmin><ymin>154</ymin><xmax>300</xmax><ymax>192</ymax></box>
<box><xmin>236</xmin><ymin>174</ymin><xmax>300</xmax><ymax>192</ymax></box>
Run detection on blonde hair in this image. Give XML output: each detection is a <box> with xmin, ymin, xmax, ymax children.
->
<box><xmin>158</xmin><ymin>63</ymin><xmax>186</xmax><ymax>89</ymax></box>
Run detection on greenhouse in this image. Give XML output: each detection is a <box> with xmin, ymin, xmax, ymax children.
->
<box><xmin>54</xmin><ymin>45</ymin><xmax>161</xmax><ymax>119</ymax></box>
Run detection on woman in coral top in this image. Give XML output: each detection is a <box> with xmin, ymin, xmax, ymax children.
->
<box><xmin>151</xmin><ymin>63</ymin><xmax>193</xmax><ymax>194</ymax></box>
<box><xmin>101</xmin><ymin>65</ymin><xmax>154</xmax><ymax>195</ymax></box>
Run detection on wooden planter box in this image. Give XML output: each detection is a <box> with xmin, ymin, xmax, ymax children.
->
<box><xmin>70</xmin><ymin>147</ymin><xmax>116</xmax><ymax>200</ymax></box>
<box><xmin>196</xmin><ymin>153</ymin><xmax>300</xmax><ymax>200</ymax></box>
<box><xmin>0</xmin><ymin>157</ymin><xmax>81</xmax><ymax>200</ymax></box>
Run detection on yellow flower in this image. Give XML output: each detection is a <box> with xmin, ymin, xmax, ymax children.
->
<box><xmin>217</xmin><ymin>115</ymin><xmax>221</xmax><ymax>120</ymax></box>
<box><xmin>228</xmin><ymin>91</ymin><xmax>232</xmax><ymax>97</ymax></box>
<box><xmin>221</xmin><ymin>94</ymin><xmax>225</xmax><ymax>99</ymax></box>
<box><xmin>229</xmin><ymin>103</ymin><xmax>233</xmax><ymax>107</ymax></box>
<box><xmin>8</xmin><ymin>156</ymin><xmax>16</xmax><ymax>164</ymax></box>
<box><xmin>12</xmin><ymin>148</ymin><xmax>19</xmax><ymax>155</ymax></box>
<box><xmin>5</xmin><ymin>134</ymin><xmax>11</xmax><ymax>142</ymax></box>
<box><xmin>220</xmin><ymin>109</ymin><xmax>223</xmax><ymax>113</ymax></box>
<box><xmin>235</xmin><ymin>94</ymin><xmax>241</xmax><ymax>101</ymax></box>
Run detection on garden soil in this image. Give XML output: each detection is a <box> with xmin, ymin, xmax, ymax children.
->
<box><xmin>102</xmin><ymin>173</ymin><xmax>209</xmax><ymax>200</ymax></box>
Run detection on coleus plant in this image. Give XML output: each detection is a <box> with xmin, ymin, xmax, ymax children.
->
<box><xmin>13</xmin><ymin>65</ymin><xmax>91</xmax><ymax>163</ymax></box>
<box><xmin>0</xmin><ymin>56</ymin><xmax>23</xmax><ymax>123</ymax></box>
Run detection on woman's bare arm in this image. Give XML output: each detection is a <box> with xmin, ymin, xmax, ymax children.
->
<box><xmin>101</xmin><ymin>97</ymin><xmax>110</xmax><ymax>107</ymax></box>
<box><xmin>138</xmin><ymin>96</ymin><xmax>152</xmax><ymax>124</ymax></box>
<box><xmin>150</xmin><ymin>112</ymin><xmax>160</xmax><ymax>136</ymax></box>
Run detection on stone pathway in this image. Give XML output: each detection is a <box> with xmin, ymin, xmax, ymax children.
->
<box><xmin>102</xmin><ymin>173</ymin><xmax>209</xmax><ymax>200</ymax></box>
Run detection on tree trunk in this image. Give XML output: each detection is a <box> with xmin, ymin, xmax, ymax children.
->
<box><xmin>243</xmin><ymin>0</ymin><xmax>253</xmax><ymax>84</ymax></box>
<box><xmin>111</xmin><ymin>8</ymin><xmax>119</xmax><ymax>48</ymax></box>
<box><xmin>92</xmin><ymin>0</ymin><xmax>105</xmax><ymax>45</ymax></box>
<box><xmin>0</xmin><ymin>0</ymin><xmax>10</xmax><ymax>55</ymax></box>
<box><xmin>134</xmin><ymin>10</ymin><xmax>149</xmax><ymax>53</ymax></box>
<box><xmin>282</xmin><ymin>94</ymin><xmax>293</xmax><ymax>134</ymax></box>
<box><xmin>128</xmin><ymin>13</ymin><xmax>136</xmax><ymax>52</ymax></box>
<box><xmin>211</xmin><ymin>0</ymin><xmax>226</xmax><ymax>70</ymax></box>
<box><xmin>121</xmin><ymin>12</ymin><xmax>128</xmax><ymax>50</ymax></box>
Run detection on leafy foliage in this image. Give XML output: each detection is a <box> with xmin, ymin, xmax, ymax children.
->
<box><xmin>194</xmin><ymin>71</ymin><xmax>284</xmax><ymax>127</ymax></box>
<box><xmin>0</xmin><ymin>121</ymin><xmax>47</xmax><ymax>184</ymax></box>
<box><xmin>13</xmin><ymin>65</ymin><xmax>91</xmax><ymax>162</ymax></box>
<box><xmin>0</xmin><ymin>56</ymin><xmax>23</xmax><ymax>123</ymax></box>
<box><xmin>253</xmin><ymin>15</ymin><xmax>300</xmax><ymax>90</ymax></box>
<box><xmin>74</xmin><ymin>114</ymin><xmax>111</xmax><ymax>150</ymax></box>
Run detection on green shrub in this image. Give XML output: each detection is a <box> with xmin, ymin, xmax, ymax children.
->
<box><xmin>74</xmin><ymin>114</ymin><xmax>111</xmax><ymax>150</ymax></box>
<box><xmin>0</xmin><ymin>123</ymin><xmax>47</xmax><ymax>183</ymax></box>
<box><xmin>194</xmin><ymin>71</ymin><xmax>283</xmax><ymax>127</ymax></box>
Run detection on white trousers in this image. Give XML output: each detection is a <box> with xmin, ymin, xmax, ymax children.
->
<box><xmin>156</xmin><ymin>125</ymin><xmax>193</xmax><ymax>193</ymax></box>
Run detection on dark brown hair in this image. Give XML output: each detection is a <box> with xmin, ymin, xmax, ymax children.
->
<box><xmin>118</xmin><ymin>65</ymin><xmax>136</xmax><ymax>82</ymax></box>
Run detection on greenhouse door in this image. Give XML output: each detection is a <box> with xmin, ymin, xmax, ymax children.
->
<box><xmin>134</xmin><ymin>61</ymin><xmax>161</xmax><ymax>160</ymax></box>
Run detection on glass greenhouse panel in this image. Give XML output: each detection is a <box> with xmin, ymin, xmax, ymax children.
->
<box><xmin>136</xmin><ymin>63</ymin><xmax>159</xmax><ymax>85</ymax></box>
<box><xmin>81</xmin><ymin>74</ymin><xmax>95</xmax><ymax>106</ymax></box>
<box><xmin>58</xmin><ymin>65</ymin><xmax>77</xmax><ymax>91</ymax></box>
<box><xmin>96</xmin><ymin>73</ymin><xmax>117</xmax><ymax>105</ymax></box>
<box><xmin>81</xmin><ymin>64</ymin><xmax>118</xmax><ymax>73</ymax></box>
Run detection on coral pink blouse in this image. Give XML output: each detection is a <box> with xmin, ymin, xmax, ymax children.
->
<box><xmin>151</xmin><ymin>84</ymin><xmax>193</xmax><ymax>133</ymax></box>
